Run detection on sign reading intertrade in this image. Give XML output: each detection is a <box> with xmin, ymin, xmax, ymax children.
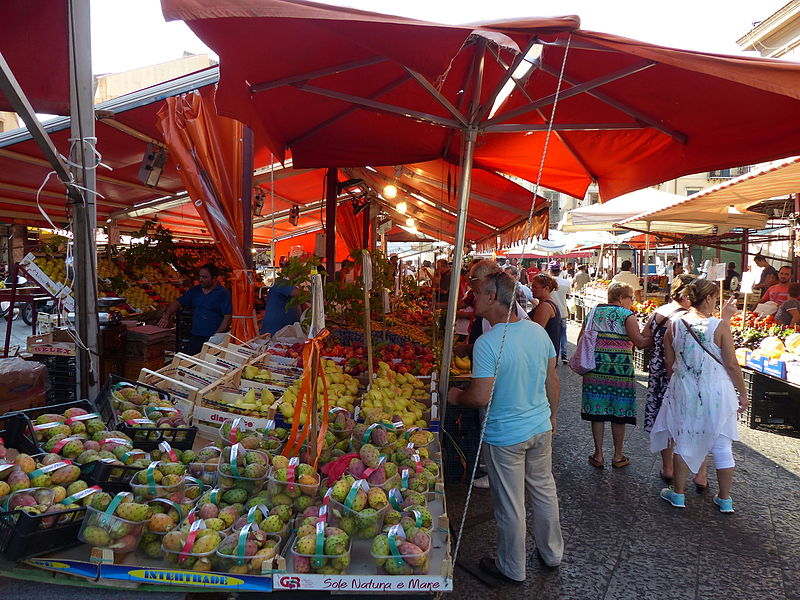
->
<box><xmin>100</xmin><ymin>565</ymin><xmax>272</xmax><ymax>591</ymax></box>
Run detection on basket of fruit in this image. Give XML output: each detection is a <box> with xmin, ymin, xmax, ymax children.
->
<box><xmin>97</xmin><ymin>375</ymin><xmax>198</xmax><ymax>450</ymax></box>
<box><xmin>214</xmin><ymin>523</ymin><xmax>282</xmax><ymax>574</ymax></box>
<box><xmin>266</xmin><ymin>456</ymin><xmax>320</xmax><ymax>500</ymax></box>
<box><xmin>370</xmin><ymin>524</ymin><xmax>432</xmax><ymax>575</ymax></box>
<box><xmin>78</xmin><ymin>492</ymin><xmax>151</xmax><ymax>556</ymax></box>
<box><xmin>5</xmin><ymin>400</ymin><xmax>98</xmax><ymax>455</ymax></box>
<box><xmin>290</xmin><ymin>521</ymin><xmax>351</xmax><ymax>575</ymax></box>
<box><xmin>216</xmin><ymin>445</ymin><xmax>270</xmax><ymax>493</ymax></box>
<box><xmin>130</xmin><ymin>462</ymin><xmax>187</xmax><ymax>501</ymax></box>
<box><xmin>327</xmin><ymin>477</ymin><xmax>388</xmax><ymax>539</ymax></box>
<box><xmin>159</xmin><ymin>522</ymin><xmax>226</xmax><ymax>570</ymax></box>
<box><xmin>0</xmin><ymin>484</ymin><xmax>96</xmax><ymax>561</ymax></box>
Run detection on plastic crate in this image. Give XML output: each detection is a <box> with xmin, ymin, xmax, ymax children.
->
<box><xmin>80</xmin><ymin>459</ymin><xmax>141</xmax><ymax>494</ymax></box>
<box><xmin>95</xmin><ymin>375</ymin><xmax>198</xmax><ymax>450</ymax></box>
<box><xmin>3</xmin><ymin>399</ymin><xmax>96</xmax><ymax>455</ymax></box>
<box><xmin>0</xmin><ymin>504</ymin><xmax>86</xmax><ymax>561</ymax></box>
<box><xmin>633</xmin><ymin>348</ymin><xmax>653</xmax><ymax>373</ymax></box>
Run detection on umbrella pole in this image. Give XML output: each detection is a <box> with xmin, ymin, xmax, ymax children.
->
<box><xmin>644</xmin><ymin>222</ymin><xmax>650</xmax><ymax>302</ymax></box>
<box><xmin>69</xmin><ymin>0</ymin><xmax>100</xmax><ymax>399</ymax></box>
<box><xmin>439</xmin><ymin>127</ymin><xmax>479</xmax><ymax>421</ymax></box>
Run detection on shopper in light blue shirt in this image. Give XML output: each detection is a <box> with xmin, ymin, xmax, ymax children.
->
<box><xmin>448</xmin><ymin>270</ymin><xmax>563</xmax><ymax>584</ymax></box>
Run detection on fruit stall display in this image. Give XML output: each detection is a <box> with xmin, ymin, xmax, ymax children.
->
<box><xmin>0</xmin><ymin>359</ymin><xmax>453</xmax><ymax>593</ymax></box>
<box><xmin>575</xmin><ymin>279</ymin><xmax>610</xmax><ymax>309</ymax></box>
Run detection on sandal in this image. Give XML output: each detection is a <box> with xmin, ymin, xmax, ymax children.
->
<box><xmin>612</xmin><ymin>456</ymin><xmax>630</xmax><ymax>469</ymax></box>
<box><xmin>588</xmin><ymin>455</ymin><xmax>604</xmax><ymax>468</ymax></box>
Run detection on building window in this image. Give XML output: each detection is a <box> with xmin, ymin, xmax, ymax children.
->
<box><xmin>685</xmin><ymin>188</ymin><xmax>701</xmax><ymax>196</ymax></box>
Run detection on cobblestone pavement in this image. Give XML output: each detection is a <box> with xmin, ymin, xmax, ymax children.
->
<box><xmin>446</xmin><ymin>320</ymin><xmax>800</xmax><ymax>600</ymax></box>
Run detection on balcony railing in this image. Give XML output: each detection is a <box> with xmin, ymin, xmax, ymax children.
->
<box><xmin>708</xmin><ymin>166</ymin><xmax>752</xmax><ymax>179</ymax></box>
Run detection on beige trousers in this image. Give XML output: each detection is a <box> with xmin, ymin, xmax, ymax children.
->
<box><xmin>485</xmin><ymin>430</ymin><xmax>564</xmax><ymax>581</ymax></box>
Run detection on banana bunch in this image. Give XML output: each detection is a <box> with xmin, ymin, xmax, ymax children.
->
<box><xmin>450</xmin><ymin>355</ymin><xmax>471</xmax><ymax>376</ymax></box>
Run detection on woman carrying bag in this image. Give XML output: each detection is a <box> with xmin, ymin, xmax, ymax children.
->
<box><xmin>575</xmin><ymin>282</ymin><xmax>651</xmax><ymax>469</ymax></box>
<box><xmin>651</xmin><ymin>279</ymin><xmax>748</xmax><ymax>513</ymax></box>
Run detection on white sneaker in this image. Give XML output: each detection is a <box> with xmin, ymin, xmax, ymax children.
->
<box><xmin>472</xmin><ymin>475</ymin><xmax>490</xmax><ymax>489</ymax></box>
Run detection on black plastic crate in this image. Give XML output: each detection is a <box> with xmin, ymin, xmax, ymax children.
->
<box><xmin>633</xmin><ymin>347</ymin><xmax>653</xmax><ymax>373</ymax></box>
<box><xmin>95</xmin><ymin>375</ymin><xmax>198</xmax><ymax>450</ymax></box>
<box><xmin>0</xmin><ymin>505</ymin><xmax>86</xmax><ymax>561</ymax></box>
<box><xmin>752</xmin><ymin>390</ymin><xmax>799</xmax><ymax>427</ymax></box>
<box><xmin>441</xmin><ymin>404</ymin><xmax>482</xmax><ymax>483</ymax></box>
<box><xmin>80</xmin><ymin>459</ymin><xmax>140</xmax><ymax>494</ymax></box>
<box><xmin>3</xmin><ymin>399</ymin><xmax>96</xmax><ymax>455</ymax></box>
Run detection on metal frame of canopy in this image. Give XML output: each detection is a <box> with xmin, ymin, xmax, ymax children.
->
<box><xmin>0</xmin><ymin>0</ymin><xmax>98</xmax><ymax>397</ymax></box>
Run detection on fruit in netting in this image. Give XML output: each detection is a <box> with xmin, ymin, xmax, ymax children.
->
<box><xmin>14</xmin><ymin>454</ymin><xmax>36</xmax><ymax>473</ymax></box>
<box><xmin>7</xmin><ymin>469</ymin><xmax>30</xmax><ymax>492</ymax></box>
<box><xmin>367</xmin><ymin>487</ymin><xmax>388</xmax><ymax>510</ymax></box>
<box><xmin>191</xmin><ymin>531</ymin><xmax>222</xmax><ymax>553</ymax></box>
<box><xmin>349</xmin><ymin>488</ymin><xmax>368</xmax><ymax>512</ymax></box>
<box><xmin>293</xmin><ymin>555</ymin><xmax>311</xmax><ymax>573</ymax></box>
<box><xmin>197</xmin><ymin>503</ymin><xmax>219</xmax><ymax>520</ymax></box>
<box><xmin>294</xmin><ymin>534</ymin><xmax>317</xmax><ymax>555</ymax></box>
<box><xmin>269</xmin><ymin>504</ymin><xmax>293</xmax><ymax>523</ymax></box>
<box><xmin>148</xmin><ymin>512</ymin><xmax>174</xmax><ymax>533</ymax></box>
<box><xmin>115</xmin><ymin>502</ymin><xmax>150</xmax><ymax>522</ymax></box>
<box><xmin>110</xmin><ymin>534</ymin><xmax>139</xmax><ymax>554</ymax></box>
<box><xmin>82</xmin><ymin>525</ymin><xmax>111</xmax><ymax>547</ymax></box>
<box><xmin>359</xmin><ymin>444</ymin><xmax>380</xmax><ymax>469</ymax></box>
<box><xmin>51</xmin><ymin>465</ymin><xmax>81</xmax><ymax>485</ymax></box>
<box><xmin>142</xmin><ymin>540</ymin><xmax>164</xmax><ymax>559</ymax></box>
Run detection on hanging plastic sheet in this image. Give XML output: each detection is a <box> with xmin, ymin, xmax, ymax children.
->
<box><xmin>156</xmin><ymin>87</ymin><xmax>257</xmax><ymax>340</ymax></box>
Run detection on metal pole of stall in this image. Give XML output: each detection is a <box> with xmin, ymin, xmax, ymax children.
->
<box><xmin>69</xmin><ymin>0</ymin><xmax>100</xmax><ymax>398</ymax></box>
<box><xmin>438</xmin><ymin>127</ymin><xmax>479</xmax><ymax>411</ymax></box>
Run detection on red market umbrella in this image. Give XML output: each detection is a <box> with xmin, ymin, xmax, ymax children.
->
<box><xmin>162</xmin><ymin>0</ymin><xmax>800</xmax><ymax>396</ymax></box>
<box><xmin>0</xmin><ymin>0</ymin><xmax>70</xmax><ymax>115</ymax></box>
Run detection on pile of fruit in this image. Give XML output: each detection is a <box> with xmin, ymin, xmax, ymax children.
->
<box><xmin>277</xmin><ymin>359</ymin><xmax>360</xmax><ymax>424</ymax></box>
<box><xmin>107</xmin><ymin>382</ymin><xmax>194</xmax><ymax>444</ymax></box>
<box><xmin>450</xmin><ymin>355</ymin><xmax>471</xmax><ymax>376</ymax></box>
<box><xmin>359</xmin><ymin>362</ymin><xmax>431</xmax><ymax>430</ymax></box>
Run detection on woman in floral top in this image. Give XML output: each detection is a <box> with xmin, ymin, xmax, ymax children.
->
<box><xmin>579</xmin><ymin>282</ymin><xmax>651</xmax><ymax>469</ymax></box>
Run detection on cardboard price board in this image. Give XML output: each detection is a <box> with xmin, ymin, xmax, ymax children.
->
<box><xmin>23</xmin><ymin>557</ymin><xmax>99</xmax><ymax>580</ymax></box>
<box><xmin>273</xmin><ymin>573</ymin><xmax>453</xmax><ymax>592</ymax></box>
<box><xmin>99</xmin><ymin>564</ymin><xmax>272</xmax><ymax>592</ymax></box>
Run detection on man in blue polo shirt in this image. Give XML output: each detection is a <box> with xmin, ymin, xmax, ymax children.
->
<box><xmin>159</xmin><ymin>263</ymin><xmax>232</xmax><ymax>354</ymax></box>
<box><xmin>448</xmin><ymin>270</ymin><xmax>563</xmax><ymax>585</ymax></box>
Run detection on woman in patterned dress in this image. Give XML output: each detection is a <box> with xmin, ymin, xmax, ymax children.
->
<box><xmin>579</xmin><ymin>282</ymin><xmax>651</xmax><ymax>468</ymax></box>
<box><xmin>643</xmin><ymin>275</ymin><xmax>693</xmax><ymax>481</ymax></box>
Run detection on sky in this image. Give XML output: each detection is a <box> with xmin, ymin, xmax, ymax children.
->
<box><xmin>91</xmin><ymin>0</ymin><xmax>790</xmax><ymax>74</ymax></box>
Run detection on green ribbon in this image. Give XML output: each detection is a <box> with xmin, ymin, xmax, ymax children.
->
<box><xmin>230</xmin><ymin>443</ymin><xmax>242</xmax><ymax>478</ymax></box>
<box><xmin>59</xmin><ymin>485</ymin><xmax>101</xmax><ymax>506</ymax></box>
<box><xmin>236</xmin><ymin>523</ymin><xmax>254</xmax><ymax>565</ymax></box>
<box><xmin>146</xmin><ymin>461</ymin><xmax>160</xmax><ymax>495</ymax></box>
<box><xmin>389</xmin><ymin>489</ymin><xmax>403</xmax><ymax>511</ymax></box>
<box><xmin>101</xmin><ymin>491</ymin><xmax>132</xmax><ymax>525</ymax></box>
<box><xmin>387</xmin><ymin>524</ymin><xmax>406</xmax><ymax>567</ymax></box>
<box><xmin>313</xmin><ymin>521</ymin><xmax>325</xmax><ymax>568</ymax></box>
<box><xmin>343</xmin><ymin>479</ymin><xmax>367</xmax><ymax>514</ymax></box>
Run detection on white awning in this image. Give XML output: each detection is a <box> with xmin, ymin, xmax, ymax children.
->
<box><xmin>559</xmin><ymin>188</ymin><xmax>684</xmax><ymax>232</ymax></box>
<box><xmin>618</xmin><ymin>158</ymin><xmax>800</xmax><ymax>233</ymax></box>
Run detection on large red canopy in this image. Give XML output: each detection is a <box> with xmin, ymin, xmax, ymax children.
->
<box><xmin>0</xmin><ymin>0</ymin><xmax>70</xmax><ymax>115</ymax></box>
<box><xmin>163</xmin><ymin>0</ymin><xmax>800</xmax><ymax>201</ymax></box>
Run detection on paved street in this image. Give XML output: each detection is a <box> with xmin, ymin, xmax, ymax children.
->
<box><xmin>0</xmin><ymin>320</ymin><xmax>797</xmax><ymax>599</ymax></box>
<box><xmin>448</xmin><ymin>320</ymin><xmax>800</xmax><ymax>600</ymax></box>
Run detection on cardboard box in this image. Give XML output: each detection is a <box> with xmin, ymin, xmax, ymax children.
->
<box><xmin>27</xmin><ymin>331</ymin><xmax>77</xmax><ymax>357</ymax></box>
<box><xmin>762</xmin><ymin>358</ymin><xmax>787</xmax><ymax>379</ymax></box>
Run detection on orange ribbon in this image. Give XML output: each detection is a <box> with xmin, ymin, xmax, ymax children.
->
<box><xmin>282</xmin><ymin>330</ymin><xmax>331</xmax><ymax>469</ymax></box>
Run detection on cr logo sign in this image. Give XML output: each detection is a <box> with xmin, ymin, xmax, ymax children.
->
<box><xmin>279</xmin><ymin>576</ymin><xmax>301</xmax><ymax>589</ymax></box>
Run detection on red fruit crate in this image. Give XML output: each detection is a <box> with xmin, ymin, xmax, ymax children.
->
<box><xmin>95</xmin><ymin>375</ymin><xmax>198</xmax><ymax>450</ymax></box>
<box><xmin>3</xmin><ymin>399</ymin><xmax>96</xmax><ymax>455</ymax></box>
<box><xmin>0</xmin><ymin>504</ymin><xmax>86</xmax><ymax>561</ymax></box>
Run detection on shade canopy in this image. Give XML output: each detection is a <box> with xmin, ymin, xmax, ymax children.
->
<box><xmin>0</xmin><ymin>0</ymin><xmax>70</xmax><ymax>115</ymax></box>
<box><xmin>560</xmin><ymin>188</ymin><xmax>684</xmax><ymax>232</ymax></box>
<box><xmin>164</xmin><ymin>0</ymin><xmax>800</xmax><ymax>201</ymax></box>
<box><xmin>619</xmin><ymin>157</ymin><xmax>799</xmax><ymax>233</ymax></box>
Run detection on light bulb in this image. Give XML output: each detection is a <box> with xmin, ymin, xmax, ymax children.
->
<box><xmin>383</xmin><ymin>184</ymin><xmax>398</xmax><ymax>199</ymax></box>
<box><xmin>406</xmin><ymin>217</ymin><xmax>415</xmax><ymax>227</ymax></box>
<box><xmin>396</xmin><ymin>201</ymin><xmax>407</xmax><ymax>214</ymax></box>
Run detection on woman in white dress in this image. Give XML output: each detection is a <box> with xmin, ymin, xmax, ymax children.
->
<box><xmin>650</xmin><ymin>279</ymin><xmax>748</xmax><ymax>513</ymax></box>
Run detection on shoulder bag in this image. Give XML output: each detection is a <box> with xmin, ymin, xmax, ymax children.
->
<box><xmin>680</xmin><ymin>318</ymin><xmax>724</xmax><ymax>366</ymax></box>
<box><xmin>569</xmin><ymin>306</ymin><xmax>598</xmax><ymax>375</ymax></box>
